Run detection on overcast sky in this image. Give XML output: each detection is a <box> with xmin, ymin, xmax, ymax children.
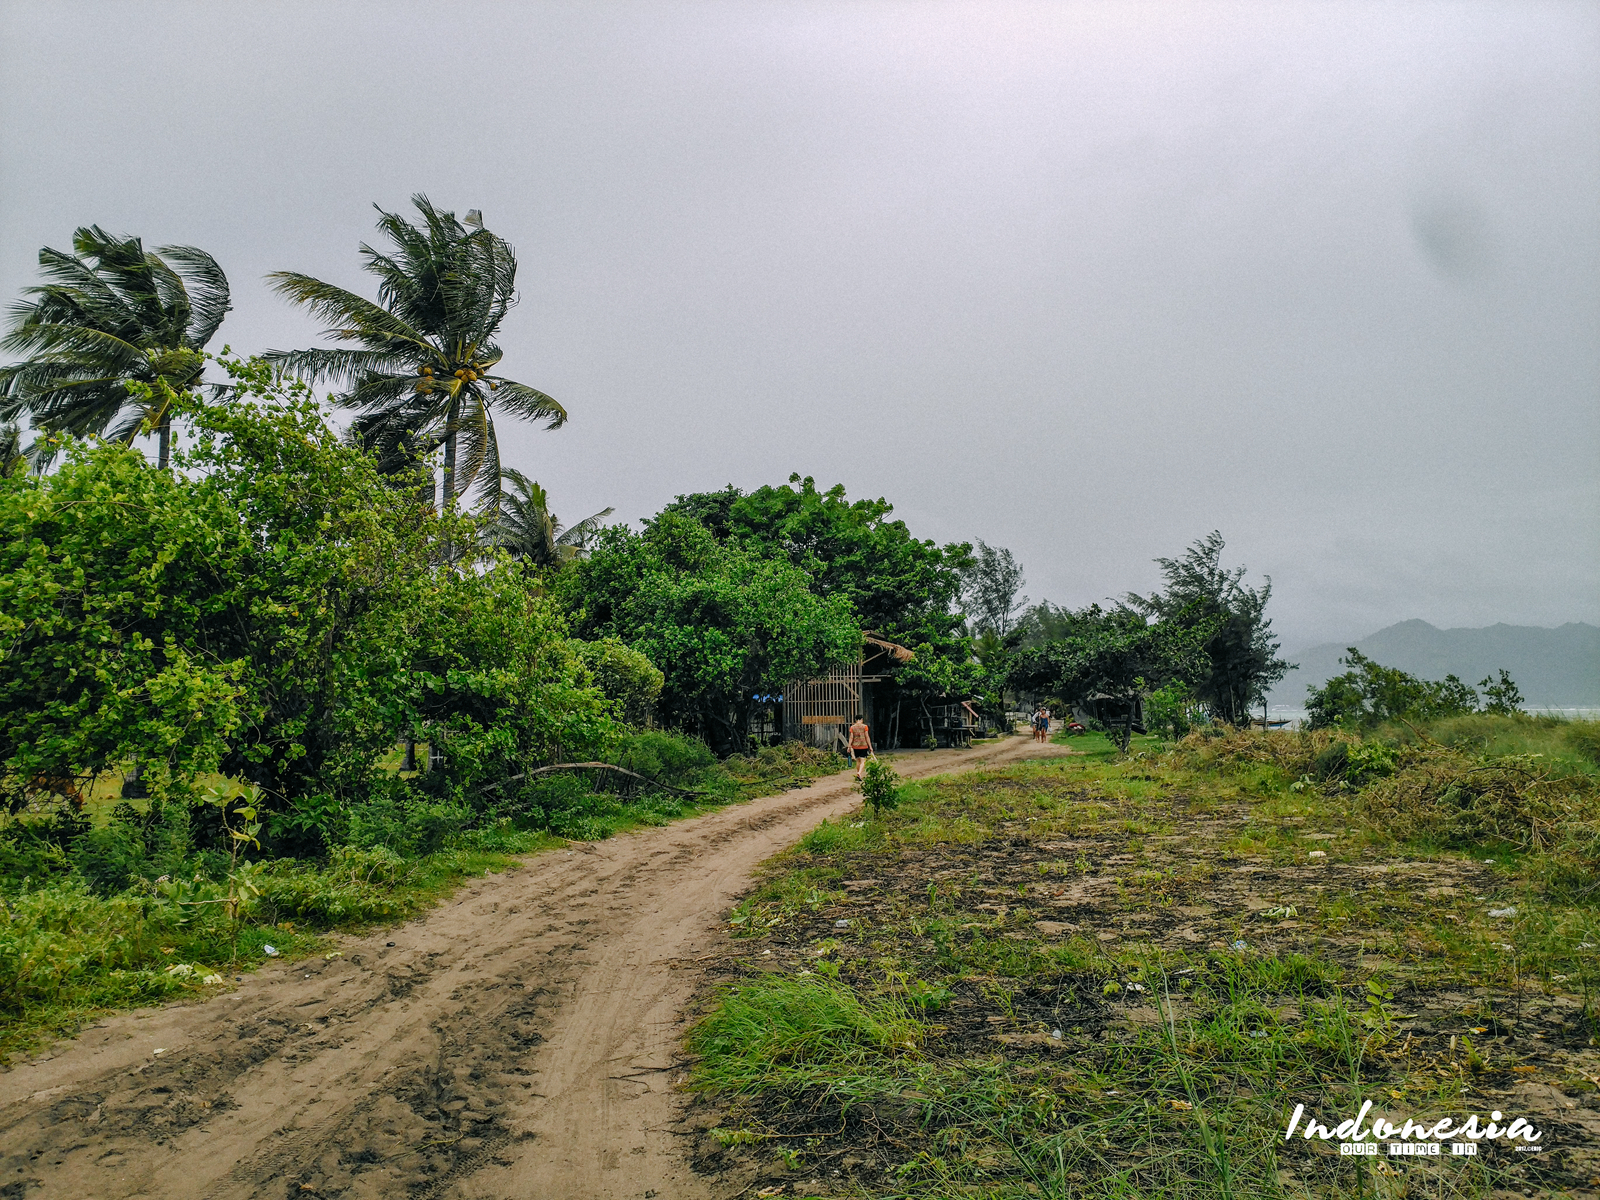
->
<box><xmin>2</xmin><ymin>1</ymin><xmax>1596</xmax><ymax>646</ymax></box>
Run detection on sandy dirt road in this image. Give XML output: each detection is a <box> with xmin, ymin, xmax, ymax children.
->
<box><xmin>0</xmin><ymin>734</ymin><xmax>1070</xmax><ymax>1200</ymax></box>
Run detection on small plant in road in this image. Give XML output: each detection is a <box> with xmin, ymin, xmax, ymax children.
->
<box><xmin>857</xmin><ymin>756</ymin><xmax>900</xmax><ymax>818</ymax></box>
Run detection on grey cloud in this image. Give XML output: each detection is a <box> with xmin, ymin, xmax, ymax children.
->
<box><xmin>0</xmin><ymin>1</ymin><xmax>1594</xmax><ymax>649</ymax></box>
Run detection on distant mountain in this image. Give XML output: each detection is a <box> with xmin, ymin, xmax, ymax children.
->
<box><xmin>1271</xmin><ymin>620</ymin><xmax>1600</xmax><ymax>708</ymax></box>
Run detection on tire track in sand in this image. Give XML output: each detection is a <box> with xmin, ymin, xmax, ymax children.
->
<box><xmin>0</xmin><ymin>735</ymin><xmax>1069</xmax><ymax>1200</ymax></box>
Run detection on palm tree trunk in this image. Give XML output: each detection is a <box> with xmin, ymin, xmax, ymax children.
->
<box><xmin>441</xmin><ymin>397</ymin><xmax>458</xmax><ymax>514</ymax></box>
<box><xmin>157</xmin><ymin>414</ymin><xmax>171</xmax><ymax>470</ymax></box>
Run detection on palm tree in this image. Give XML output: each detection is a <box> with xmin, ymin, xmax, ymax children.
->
<box><xmin>483</xmin><ymin>468</ymin><xmax>613</xmax><ymax>568</ymax></box>
<box><xmin>0</xmin><ymin>421</ymin><xmax>26</xmax><ymax>478</ymax></box>
<box><xmin>266</xmin><ymin>196</ymin><xmax>565</xmax><ymax>512</ymax></box>
<box><xmin>0</xmin><ymin>226</ymin><xmax>231</xmax><ymax>469</ymax></box>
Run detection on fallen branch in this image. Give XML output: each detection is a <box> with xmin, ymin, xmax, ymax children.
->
<box><xmin>477</xmin><ymin>762</ymin><xmax>708</xmax><ymax>799</ymax></box>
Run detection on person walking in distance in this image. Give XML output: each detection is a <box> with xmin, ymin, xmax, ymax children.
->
<box><xmin>848</xmin><ymin>715</ymin><xmax>875</xmax><ymax>780</ymax></box>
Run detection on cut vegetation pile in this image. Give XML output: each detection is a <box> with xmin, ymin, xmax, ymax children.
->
<box><xmin>682</xmin><ymin>718</ymin><xmax>1600</xmax><ymax>1199</ymax></box>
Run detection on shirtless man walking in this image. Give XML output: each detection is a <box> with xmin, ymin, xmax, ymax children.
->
<box><xmin>848</xmin><ymin>715</ymin><xmax>875</xmax><ymax>780</ymax></box>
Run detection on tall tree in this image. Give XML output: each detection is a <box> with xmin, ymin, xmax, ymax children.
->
<box><xmin>1009</xmin><ymin>605</ymin><xmax>1212</xmax><ymax>752</ymax></box>
<box><xmin>658</xmin><ymin>475</ymin><xmax>972</xmax><ymax>658</ymax></box>
<box><xmin>558</xmin><ymin>512</ymin><xmax>861</xmax><ymax>754</ymax></box>
<box><xmin>961</xmin><ymin>540</ymin><xmax>1028</xmax><ymax>636</ymax></box>
<box><xmin>0</xmin><ymin>226</ymin><xmax>230</xmax><ymax>469</ymax></box>
<box><xmin>657</xmin><ymin>476</ymin><xmax>978</xmax><ymax>723</ymax></box>
<box><xmin>482</xmin><ymin>468</ymin><xmax>613</xmax><ymax>569</ymax></box>
<box><xmin>266</xmin><ymin>196</ymin><xmax>565</xmax><ymax>512</ymax></box>
<box><xmin>1123</xmin><ymin>531</ymin><xmax>1290</xmax><ymax>726</ymax></box>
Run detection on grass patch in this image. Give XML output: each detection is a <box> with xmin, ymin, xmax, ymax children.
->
<box><xmin>685</xmin><ymin>718</ymin><xmax>1600</xmax><ymax>1198</ymax></box>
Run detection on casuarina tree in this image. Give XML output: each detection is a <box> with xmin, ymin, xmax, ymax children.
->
<box><xmin>1123</xmin><ymin>531</ymin><xmax>1290</xmax><ymax>727</ymax></box>
<box><xmin>961</xmin><ymin>541</ymin><xmax>1028</xmax><ymax>637</ymax></box>
<box><xmin>0</xmin><ymin>226</ymin><xmax>231</xmax><ymax>469</ymax></box>
<box><xmin>267</xmin><ymin>196</ymin><xmax>565</xmax><ymax>512</ymax></box>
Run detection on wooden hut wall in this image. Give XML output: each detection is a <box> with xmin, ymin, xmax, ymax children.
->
<box><xmin>782</xmin><ymin>662</ymin><xmax>867</xmax><ymax>749</ymax></box>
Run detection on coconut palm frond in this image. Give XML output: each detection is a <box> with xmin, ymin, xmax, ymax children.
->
<box><xmin>556</xmin><ymin>507</ymin><xmax>616</xmax><ymax>550</ymax></box>
<box><xmin>487</xmin><ymin>379</ymin><xmax>567</xmax><ymax>428</ymax></box>
<box><xmin>269</xmin><ymin>196</ymin><xmax>562</xmax><ymax>519</ymax></box>
<box><xmin>0</xmin><ymin>226</ymin><xmax>232</xmax><ymax>468</ymax></box>
<box><xmin>0</xmin><ymin>421</ymin><xmax>26</xmax><ymax>478</ymax></box>
<box><xmin>265</xmin><ymin>273</ymin><xmax>434</xmax><ymax>357</ymax></box>
<box><xmin>158</xmin><ymin>244</ymin><xmax>232</xmax><ymax>346</ymax></box>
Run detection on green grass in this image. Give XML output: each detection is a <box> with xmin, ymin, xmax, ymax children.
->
<box><xmin>0</xmin><ymin>824</ymin><xmax>564</xmax><ymax>1061</ymax></box>
<box><xmin>0</xmin><ymin>738</ymin><xmax>849</xmax><ymax>1062</ymax></box>
<box><xmin>685</xmin><ymin>717</ymin><xmax>1600</xmax><ymax>1198</ymax></box>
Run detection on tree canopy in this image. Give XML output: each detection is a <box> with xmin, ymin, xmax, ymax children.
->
<box><xmin>266</xmin><ymin>196</ymin><xmax>564</xmax><ymax>511</ymax></box>
<box><xmin>658</xmin><ymin>475</ymin><xmax>974</xmax><ymax>689</ymax></box>
<box><xmin>557</xmin><ymin>511</ymin><xmax>861</xmax><ymax>753</ymax></box>
<box><xmin>1123</xmin><ymin>531</ymin><xmax>1290</xmax><ymax>726</ymax></box>
<box><xmin>1304</xmin><ymin>650</ymin><xmax>1518</xmax><ymax>729</ymax></box>
<box><xmin>961</xmin><ymin>541</ymin><xmax>1027</xmax><ymax>637</ymax></box>
<box><xmin>0</xmin><ymin>355</ymin><xmax>608</xmax><ymax>852</ymax></box>
<box><xmin>0</xmin><ymin>226</ymin><xmax>231</xmax><ymax>469</ymax></box>
<box><xmin>1009</xmin><ymin>605</ymin><xmax>1212</xmax><ymax>751</ymax></box>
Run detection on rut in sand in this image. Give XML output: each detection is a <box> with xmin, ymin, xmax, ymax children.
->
<box><xmin>0</xmin><ymin>734</ymin><xmax>1070</xmax><ymax>1200</ymax></box>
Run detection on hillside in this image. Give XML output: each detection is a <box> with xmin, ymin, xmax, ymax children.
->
<box><xmin>1271</xmin><ymin>619</ymin><xmax>1600</xmax><ymax>707</ymax></box>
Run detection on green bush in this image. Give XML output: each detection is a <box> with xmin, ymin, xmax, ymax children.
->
<box><xmin>0</xmin><ymin>832</ymin><xmax>70</xmax><ymax>894</ymax></box>
<box><xmin>70</xmin><ymin>827</ymin><xmax>148</xmax><ymax>897</ymax></box>
<box><xmin>1146</xmin><ymin>680</ymin><xmax>1204</xmax><ymax>741</ymax></box>
<box><xmin>611</xmin><ymin>729</ymin><xmax>716</xmax><ymax>787</ymax></box>
<box><xmin>0</xmin><ymin>357</ymin><xmax>614</xmax><ymax>857</ymax></box>
<box><xmin>575</xmin><ymin>637</ymin><xmax>664</xmax><ymax>726</ymax></box>
<box><xmin>858</xmin><ymin>756</ymin><xmax>901</xmax><ymax>817</ymax></box>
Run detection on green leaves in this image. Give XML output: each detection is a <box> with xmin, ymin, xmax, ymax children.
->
<box><xmin>562</xmin><ymin>513</ymin><xmax>860</xmax><ymax>753</ymax></box>
<box><xmin>265</xmin><ymin>195</ymin><xmax>564</xmax><ymax>509</ymax></box>
<box><xmin>1009</xmin><ymin>605</ymin><xmax>1213</xmax><ymax>751</ymax></box>
<box><xmin>0</xmin><ymin>226</ymin><xmax>230</xmax><ymax>467</ymax></box>
<box><xmin>858</xmin><ymin>756</ymin><xmax>902</xmax><ymax>817</ymax></box>
<box><xmin>1</xmin><ymin>354</ymin><xmax>609</xmax><ymax>846</ymax></box>
<box><xmin>1305</xmin><ymin>649</ymin><xmax>1485</xmax><ymax>730</ymax></box>
<box><xmin>0</xmin><ymin>437</ymin><xmax>245</xmax><ymax>793</ymax></box>
<box><xmin>655</xmin><ymin>476</ymin><xmax>977</xmax><ymax>710</ymax></box>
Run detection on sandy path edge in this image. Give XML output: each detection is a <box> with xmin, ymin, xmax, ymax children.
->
<box><xmin>0</xmin><ymin>735</ymin><xmax>1067</xmax><ymax>1200</ymax></box>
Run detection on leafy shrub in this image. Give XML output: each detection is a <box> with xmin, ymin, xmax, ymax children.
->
<box><xmin>1313</xmin><ymin>741</ymin><xmax>1398</xmax><ymax>786</ymax></box>
<box><xmin>401</xmin><ymin>800</ymin><xmax>474</xmax><ymax>856</ymax></box>
<box><xmin>858</xmin><ymin>757</ymin><xmax>901</xmax><ymax>817</ymax></box>
<box><xmin>0</xmin><ymin>840</ymin><xmax>67</xmax><ymax>894</ymax></box>
<box><xmin>0</xmin><ymin>878</ymin><xmax>191</xmax><ymax>1015</ymax></box>
<box><xmin>1146</xmin><ymin>681</ymin><xmax>1204</xmax><ymax>741</ymax></box>
<box><xmin>574</xmin><ymin>638</ymin><xmax>664</xmax><ymax>726</ymax></box>
<box><xmin>70</xmin><ymin>826</ymin><xmax>147</xmax><ymax>896</ymax></box>
<box><xmin>1305</xmin><ymin>649</ymin><xmax>1514</xmax><ymax>729</ymax></box>
<box><xmin>610</xmin><ymin>729</ymin><xmax>716</xmax><ymax>788</ymax></box>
